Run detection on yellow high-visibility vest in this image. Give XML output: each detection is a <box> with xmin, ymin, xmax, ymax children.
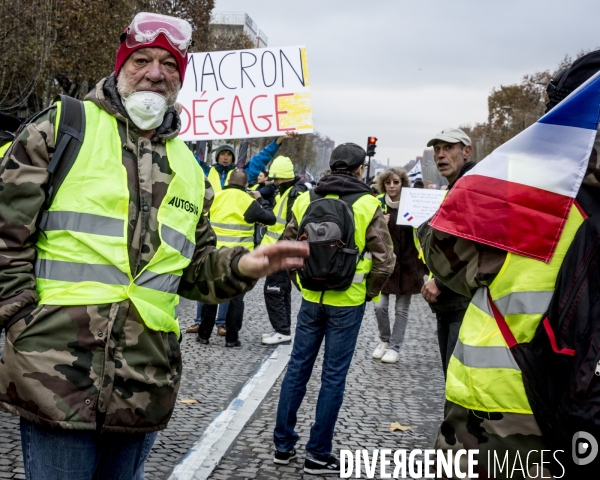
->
<box><xmin>260</xmin><ymin>187</ymin><xmax>296</xmax><ymax>246</ymax></box>
<box><xmin>207</xmin><ymin>166</ymin><xmax>233</xmax><ymax>194</ymax></box>
<box><xmin>446</xmin><ymin>204</ymin><xmax>584</xmax><ymax>413</ymax></box>
<box><xmin>35</xmin><ymin>100</ymin><xmax>205</xmax><ymax>337</ymax></box>
<box><xmin>210</xmin><ymin>188</ymin><xmax>255</xmax><ymax>251</ymax></box>
<box><xmin>292</xmin><ymin>192</ymin><xmax>380</xmax><ymax>307</ymax></box>
<box><xmin>0</xmin><ymin>141</ymin><xmax>12</xmax><ymax>158</ymax></box>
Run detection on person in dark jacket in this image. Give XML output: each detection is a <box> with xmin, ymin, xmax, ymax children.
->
<box><xmin>252</xmin><ymin>170</ymin><xmax>277</xmax><ymax>208</ymax></box>
<box><xmin>372</xmin><ymin>168</ymin><xmax>426</xmax><ymax>364</ymax></box>
<box><xmin>420</xmin><ymin>128</ymin><xmax>475</xmax><ymax>376</ymax></box>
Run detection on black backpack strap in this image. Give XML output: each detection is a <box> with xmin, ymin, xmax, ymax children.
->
<box><xmin>44</xmin><ymin>95</ymin><xmax>85</xmax><ymax>209</ymax></box>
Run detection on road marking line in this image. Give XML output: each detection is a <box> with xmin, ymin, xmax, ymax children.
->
<box><xmin>168</xmin><ymin>343</ymin><xmax>293</xmax><ymax>480</ymax></box>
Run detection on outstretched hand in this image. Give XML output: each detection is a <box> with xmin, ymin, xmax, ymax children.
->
<box><xmin>276</xmin><ymin>131</ymin><xmax>299</xmax><ymax>145</ymax></box>
<box><xmin>237</xmin><ymin>241</ymin><xmax>309</xmax><ymax>280</ymax></box>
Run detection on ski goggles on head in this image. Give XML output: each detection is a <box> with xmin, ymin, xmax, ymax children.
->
<box><xmin>123</xmin><ymin>12</ymin><xmax>192</xmax><ymax>57</ymax></box>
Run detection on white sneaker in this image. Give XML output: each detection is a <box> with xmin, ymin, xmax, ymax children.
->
<box><xmin>262</xmin><ymin>332</ymin><xmax>292</xmax><ymax>345</ymax></box>
<box><xmin>372</xmin><ymin>341</ymin><xmax>389</xmax><ymax>359</ymax></box>
<box><xmin>381</xmin><ymin>349</ymin><xmax>400</xmax><ymax>364</ymax></box>
<box><xmin>262</xmin><ymin>331</ymin><xmax>276</xmax><ymax>339</ymax></box>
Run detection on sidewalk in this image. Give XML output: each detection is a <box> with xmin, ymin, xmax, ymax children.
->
<box><xmin>0</xmin><ymin>283</ymin><xmax>445</xmax><ymax>479</ymax></box>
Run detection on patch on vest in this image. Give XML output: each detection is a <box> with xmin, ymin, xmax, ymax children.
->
<box><xmin>168</xmin><ymin>196</ymin><xmax>199</xmax><ymax>216</ymax></box>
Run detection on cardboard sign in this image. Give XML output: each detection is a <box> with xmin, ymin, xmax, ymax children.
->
<box><xmin>397</xmin><ymin>189</ymin><xmax>447</xmax><ymax>227</ymax></box>
<box><xmin>177</xmin><ymin>46</ymin><xmax>313</xmax><ymax>140</ymax></box>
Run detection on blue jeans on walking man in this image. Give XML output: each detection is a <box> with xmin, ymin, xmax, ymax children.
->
<box><xmin>273</xmin><ymin>300</ymin><xmax>366</xmax><ymax>460</ymax></box>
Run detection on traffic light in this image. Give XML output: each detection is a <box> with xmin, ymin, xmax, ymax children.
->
<box><xmin>366</xmin><ymin>136</ymin><xmax>377</xmax><ymax>157</ymax></box>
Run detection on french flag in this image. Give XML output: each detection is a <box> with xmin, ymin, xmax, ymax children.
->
<box><xmin>429</xmin><ymin>71</ymin><xmax>600</xmax><ymax>263</ymax></box>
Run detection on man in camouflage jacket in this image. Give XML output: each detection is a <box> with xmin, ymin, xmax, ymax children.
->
<box><xmin>0</xmin><ymin>12</ymin><xmax>307</xmax><ymax>480</ymax></box>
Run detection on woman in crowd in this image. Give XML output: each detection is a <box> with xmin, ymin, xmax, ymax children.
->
<box><xmin>372</xmin><ymin>168</ymin><xmax>426</xmax><ymax>364</ymax></box>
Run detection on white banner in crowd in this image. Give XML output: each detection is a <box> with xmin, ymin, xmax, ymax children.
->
<box><xmin>397</xmin><ymin>189</ymin><xmax>447</xmax><ymax>227</ymax></box>
<box><xmin>177</xmin><ymin>46</ymin><xmax>313</xmax><ymax>141</ymax></box>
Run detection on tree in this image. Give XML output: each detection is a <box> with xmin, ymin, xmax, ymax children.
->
<box><xmin>461</xmin><ymin>52</ymin><xmax>590</xmax><ymax>162</ymax></box>
<box><xmin>0</xmin><ymin>0</ymin><xmax>214</xmax><ymax>116</ymax></box>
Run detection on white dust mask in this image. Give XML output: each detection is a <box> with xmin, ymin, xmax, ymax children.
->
<box><xmin>123</xmin><ymin>91</ymin><xmax>168</xmax><ymax>130</ymax></box>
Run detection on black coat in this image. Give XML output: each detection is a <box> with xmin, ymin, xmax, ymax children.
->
<box><xmin>381</xmin><ymin>204</ymin><xmax>426</xmax><ymax>296</ymax></box>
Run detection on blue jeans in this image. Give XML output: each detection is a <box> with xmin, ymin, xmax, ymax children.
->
<box><xmin>20</xmin><ymin>417</ymin><xmax>157</xmax><ymax>480</ymax></box>
<box><xmin>274</xmin><ymin>299</ymin><xmax>365</xmax><ymax>460</ymax></box>
<box><xmin>194</xmin><ymin>301</ymin><xmax>228</xmax><ymax>326</ymax></box>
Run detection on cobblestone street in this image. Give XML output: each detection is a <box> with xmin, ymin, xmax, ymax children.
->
<box><xmin>0</xmin><ymin>281</ymin><xmax>445</xmax><ymax>479</ymax></box>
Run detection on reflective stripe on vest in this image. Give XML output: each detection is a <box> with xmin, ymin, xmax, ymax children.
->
<box><xmin>446</xmin><ymin>204</ymin><xmax>585</xmax><ymax>414</ymax></box>
<box><xmin>292</xmin><ymin>191</ymin><xmax>381</xmax><ymax>307</ymax></box>
<box><xmin>34</xmin><ymin>100</ymin><xmax>205</xmax><ymax>337</ymax></box>
<box><xmin>260</xmin><ymin>188</ymin><xmax>295</xmax><ymax>246</ymax></box>
<box><xmin>207</xmin><ymin>166</ymin><xmax>233</xmax><ymax>194</ymax></box>
<box><xmin>210</xmin><ymin>188</ymin><xmax>255</xmax><ymax>250</ymax></box>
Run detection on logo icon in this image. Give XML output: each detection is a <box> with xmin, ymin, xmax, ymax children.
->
<box><xmin>572</xmin><ymin>431</ymin><xmax>598</xmax><ymax>466</ymax></box>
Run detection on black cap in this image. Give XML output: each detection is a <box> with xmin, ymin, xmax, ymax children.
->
<box><xmin>0</xmin><ymin>113</ymin><xmax>22</xmax><ymax>133</ymax></box>
<box><xmin>546</xmin><ymin>50</ymin><xmax>600</xmax><ymax>112</ymax></box>
<box><xmin>329</xmin><ymin>143</ymin><xmax>367</xmax><ymax>171</ymax></box>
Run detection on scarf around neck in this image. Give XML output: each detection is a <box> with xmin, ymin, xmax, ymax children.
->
<box><xmin>385</xmin><ymin>193</ymin><xmax>400</xmax><ymax>210</ymax></box>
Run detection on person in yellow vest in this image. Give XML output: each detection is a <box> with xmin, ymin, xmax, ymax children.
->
<box><xmin>272</xmin><ymin>143</ymin><xmax>395</xmax><ymax>474</ymax></box>
<box><xmin>200</xmin><ymin>133</ymin><xmax>297</xmax><ymax>194</ymax></box>
<box><xmin>261</xmin><ymin>156</ymin><xmax>308</xmax><ymax>345</ymax></box>
<box><xmin>417</xmin><ymin>101</ymin><xmax>600</xmax><ymax>476</ymax></box>
<box><xmin>0</xmin><ymin>13</ymin><xmax>308</xmax><ymax>479</ymax></box>
<box><xmin>198</xmin><ymin>169</ymin><xmax>276</xmax><ymax>347</ymax></box>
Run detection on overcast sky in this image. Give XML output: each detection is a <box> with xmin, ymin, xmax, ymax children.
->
<box><xmin>214</xmin><ymin>0</ymin><xmax>600</xmax><ymax>166</ymax></box>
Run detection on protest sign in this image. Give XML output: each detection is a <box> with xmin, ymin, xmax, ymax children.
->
<box><xmin>397</xmin><ymin>189</ymin><xmax>447</xmax><ymax>227</ymax></box>
<box><xmin>177</xmin><ymin>46</ymin><xmax>313</xmax><ymax>141</ymax></box>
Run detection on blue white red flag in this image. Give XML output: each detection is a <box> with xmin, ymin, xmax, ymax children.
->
<box><xmin>429</xmin><ymin>71</ymin><xmax>600</xmax><ymax>262</ymax></box>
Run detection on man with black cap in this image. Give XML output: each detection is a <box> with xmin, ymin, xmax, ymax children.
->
<box><xmin>271</xmin><ymin>143</ymin><xmax>394</xmax><ymax>475</ymax></box>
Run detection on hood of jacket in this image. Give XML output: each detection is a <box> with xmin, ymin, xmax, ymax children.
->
<box><xmin>85</xmin><ymin>74</ymin><xmax>181</xmax><ymax>143</ymax></box>
<box><xmin>314</xmin><ymin>173</ymin><xmax>373</xmax><ymax>197</ymax></box>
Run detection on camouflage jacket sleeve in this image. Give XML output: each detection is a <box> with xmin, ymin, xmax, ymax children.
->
<box><xmin>0</xmin><ymin>108</ymin><xmax>56</xmax><ymax>328</ymax></box>
<box><xmin>417</xmin><ymin>221</ymin><xmax>507</xmax><ymax>298</ymax></box>
<box><xmin>364</xmin><ymin>208</ymin><xmax>395</xmax><ymax>299</ymax></box>
<box><xmin>177</xmin><ymin>180</ymin><xmax>257</xmax><ymax>303</ymax></box>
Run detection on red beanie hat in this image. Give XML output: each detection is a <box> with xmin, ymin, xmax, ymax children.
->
<box><xmin>115</xmin><ymin>31</ymin><xmax>188</xmax><ymax>83</ymax></box>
